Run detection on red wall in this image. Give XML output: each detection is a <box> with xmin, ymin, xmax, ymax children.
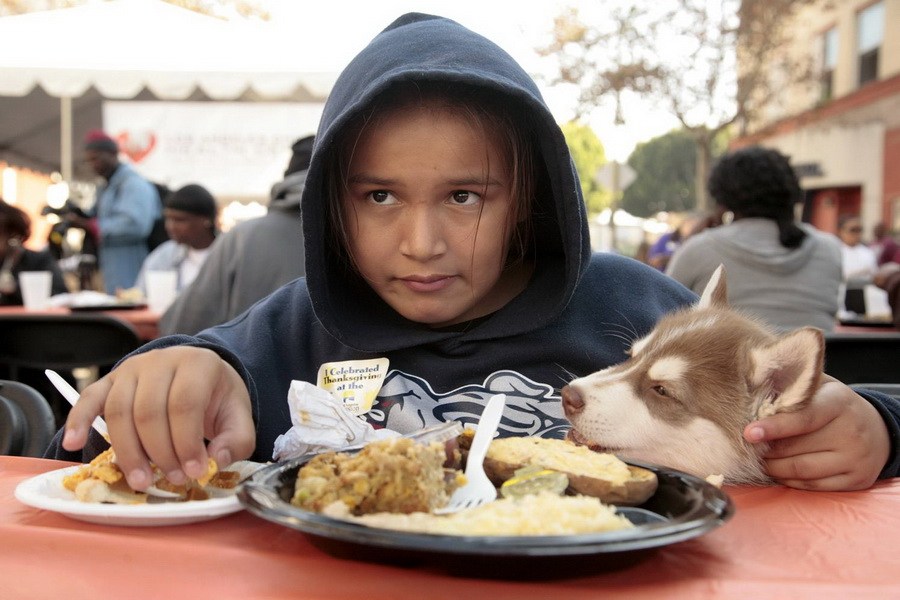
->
<box><xmin>884</xmin><ymin>127</ymin><xmax>900</xmax><ymax>230</ymax></box>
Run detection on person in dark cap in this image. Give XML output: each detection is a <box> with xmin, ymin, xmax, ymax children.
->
<box><xmin>159</xmin><ymin>135</ymin><xmax>314</xmax><ymax>335</ymax></box>
<box><xmin>77</xmin><ymin>129</ymin><xmax>161</xmax><ymax>294</ymax></box>
<box><xmin>135</xmin><ymin>183</ymin><xmax>218</xmax><ymax>294</ymax></box>
<box><xmin>666</xmin><ymin>146</ymin><xmax>843</xmax><ymax>331</ymax></box>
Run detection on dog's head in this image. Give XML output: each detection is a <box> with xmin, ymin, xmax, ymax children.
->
<box><xmin>562</xmin><ymin>265</ymin><xmax>824</xmax><ymax>484</ymax></box>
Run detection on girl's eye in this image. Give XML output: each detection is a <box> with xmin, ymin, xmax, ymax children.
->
<box><xmin>367</xmin><ymin>190</ymin><xmax>397</xmax><ymax>205</ymax></box>
<box><xmin>450</xmin><ymin>190</ymin><xmax>482</xmax><ymax>206</ymax></box>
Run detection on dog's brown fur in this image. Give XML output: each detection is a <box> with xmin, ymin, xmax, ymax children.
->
<box><xmin>562</xmin><ymin>266</ymin><xmax>825</xmax><ymax>483</ymax></box>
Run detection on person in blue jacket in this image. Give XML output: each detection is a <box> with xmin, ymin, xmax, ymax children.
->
<box><xmin>51</xmin><ymin>13</ymin><xmax>898</xmax><ymax>493</ymax></box>
<box><xmin>77</xmin><ymin>130</ymin><xmax>160</xmax><ymax>294</ymax></box>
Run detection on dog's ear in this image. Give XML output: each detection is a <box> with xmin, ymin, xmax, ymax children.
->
<box><xmin>697</xmin><ymin>264</ymin><xmax>728</xmax><ymax>309</ymax></box>
<box><xmin>750</xmin><ymin>327</ymin><xmax>825</xmax><ymax>418</ymax></box>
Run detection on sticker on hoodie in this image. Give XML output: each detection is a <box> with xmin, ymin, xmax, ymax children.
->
<box><xmin>317</xmin><ymin>358</ymin><xmax>390</xmax><ymax>415</ymax></box>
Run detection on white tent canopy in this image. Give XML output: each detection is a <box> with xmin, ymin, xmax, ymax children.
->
<box><xmin>0</xmin><ymin>0</ymin><xmax>335</xmax><ymax>99</ymax></box>
<box><xmin>0</xmin><ymin>0</ymin><xmax>337</xmax><ymax>177</ymax></box>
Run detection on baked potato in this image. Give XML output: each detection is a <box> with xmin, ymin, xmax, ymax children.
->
<box><xmin>458</xmin><ymin>431</ymin><xmax>657</xmax><ymax>506</ymax></box>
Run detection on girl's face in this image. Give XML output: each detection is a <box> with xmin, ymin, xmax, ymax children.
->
<box><xmin>342</xmin><ymin>104</ymin><xmax>530</xmax><ymax>327</ymax></box>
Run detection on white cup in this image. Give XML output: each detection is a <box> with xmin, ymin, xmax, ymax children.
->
<box><xmin>19</xmin><ymin>271</ymin><xmax>53</xmax><ymax>310</ymax></box>
<box><xmin>145</xmin><ymin>270</ymin><xmax>178</xmax><ymax>314</ymax></box>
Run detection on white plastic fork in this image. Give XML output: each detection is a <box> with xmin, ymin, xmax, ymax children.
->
<box><xmin>434</xmin><ymin>393</ymin><xmax>506</xmax><ymax>515</ymax></box>
<box><xmin>44</xmin><ymin>369</ymin><xmax>182</xmax><ymax>499</ymax></box>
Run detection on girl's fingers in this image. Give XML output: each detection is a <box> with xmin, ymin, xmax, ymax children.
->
<box><xmin>101</xmin><ymin>373</ymin><xmax>155</xmax><ymax>491</ymax></box>
<box><xmin>62</xmin><ymin>376</ymin><xmax>113</xmax><ymax>451</ymax></box>
<box><xmin>132</xmin><ymin>369</ymin><xmax>185</xmax><ymax>484</ymax></box>
<box><xmin>166</xmin><ymin>364</ymin><xmax>212</xmax><ymax>480</ymax></box>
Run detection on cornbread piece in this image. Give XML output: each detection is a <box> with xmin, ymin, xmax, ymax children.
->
<box><xmin>62</xmin><ymin>448</ymin><xmax>123</xmax><ymax>492</ymax></box>
<box><xmin>63</xmin><ymin>449</ymin><xmax>235</xmax><ymax>504</ymax></box>
<box><xmin>460</xmin><ymin>433</ymin><xmax>658</xmax><ymax>505</ymax></box>
<box><xmin>325</xmin><ymin>491</ymin><xmax>634</xmax><ymax>536</ymax></box>
<box><xmin>292</xmin><ymin>438</ymin><xmax>465</xmax><ymax>515</ymax></box>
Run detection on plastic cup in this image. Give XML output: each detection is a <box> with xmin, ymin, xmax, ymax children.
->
<box><xmin>19</xmin><ymin>271</ymin><xmax>53</xmax><ymax>310</ymax></box>
<box><xmin>145</xmin><ymin>270</ymin><xmax>178</xmax><ymax>314</ymax></box>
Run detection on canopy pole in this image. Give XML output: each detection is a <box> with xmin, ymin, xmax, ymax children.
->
<box><xmin>60</xmin><ymin>95</ymin><xmax>73</xmax><ymax>182</ymax></box>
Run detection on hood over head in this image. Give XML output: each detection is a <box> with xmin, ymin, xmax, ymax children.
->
<box><xmin>301</xmin><ymin>13</ymin><xmax>590</xmax><ymax>351</ymax></box>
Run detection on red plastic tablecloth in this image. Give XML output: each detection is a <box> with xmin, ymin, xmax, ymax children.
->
<box><xmin>2</xmin><ymin>456</ymin><xmax>898</xmax><ymax>599</ymax></box>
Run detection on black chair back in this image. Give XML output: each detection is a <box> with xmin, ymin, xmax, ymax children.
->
<box><xmin>823</xmin><ymin>333</ymin><xmax>900</xmax><ymax>384</ymax></box>
<box><xmin>0</xmin><ymin>313</ymin><xmax>141</xmax><ymax>377</ymax></box>
<box><xmin>0</xmin><ymin>380</ymin><xmax>56</xmax><ymax>457</ymax></box>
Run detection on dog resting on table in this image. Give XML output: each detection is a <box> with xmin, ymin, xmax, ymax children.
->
<box><xmin>562</xmin><ymin>265</ymin><xmax>825</xmax><ymax>484</ymax></box>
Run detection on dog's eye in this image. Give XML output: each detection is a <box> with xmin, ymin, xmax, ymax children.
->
<box><xmin>652</xmin><ymin>385</ymin><xmax>670</xmax><ymax>397</ymax></box>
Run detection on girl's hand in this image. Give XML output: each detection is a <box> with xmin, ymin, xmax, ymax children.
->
<box><xmin>743</xmin><ymin>376</ymin><xmax>890</xmax><ymax>491</ymax></box>
<box><xmin>62</xmin><ymin>346</ymin><xmax>256</xmax><ymax>491</ymax></box>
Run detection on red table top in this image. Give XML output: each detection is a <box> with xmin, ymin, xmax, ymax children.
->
<box><xmin>3</xmin><ymin>456</ymin><xmax>899</xmax><ymax>599</ymax></box>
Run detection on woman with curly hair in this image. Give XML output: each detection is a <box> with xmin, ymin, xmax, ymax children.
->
<box><xmin>666</xmin><ymin>146</ymin><xmax>842</xmax><ymax>331</ymax></box>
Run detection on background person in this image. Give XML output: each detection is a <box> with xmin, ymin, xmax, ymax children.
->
<box><xmin>646</xmin><ymin>212</ymin><xmax>717</xmax><ymax>271</ymax></box>
<box><xmin>158</xmin><ymin>136</ymin><xmax>313</xmax><ymax>335</ymax></box>
<box><xmin>873</xmin><ymin>262</ymin><xmax>900</xmax><ymax>328</ymax></box>
<box><xmin>0</xmin><ymin>198</ymin><xmax>68</xmax><ymax>305</ymax></box>
<box><xmin>71</xmin><ymin>130</ymin><xmax>160</xmax><ymax>294</ymax></box>
<box><xmin>135</xmin><ymin>183</ymin><xmax>218</xmax><ymax>294</ymax></box>
<box><xmin>838</xmin><ymin>215</ymin><xmax>878</xmax><ymax>282</ymax></box>
<box><xmin>666</xmin><ymin>146</ymin><xmax>843</xmax><ymax>332</ymax></box>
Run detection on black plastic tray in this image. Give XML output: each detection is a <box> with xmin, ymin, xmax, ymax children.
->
<box><xmin>238</xmin><ymin>455</ymin><xmax>734</xmax><ymax>579</ymax></box>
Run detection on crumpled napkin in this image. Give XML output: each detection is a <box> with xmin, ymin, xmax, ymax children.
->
<box><xmin>272</xmin><ymin>380</ymin><xmax>399</xmax><ymax>461</ymax></box>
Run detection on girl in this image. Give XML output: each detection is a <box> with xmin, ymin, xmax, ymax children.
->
<box><xmin>53</xmin><ymin>14</ymin><xmax>897</xmax><ymax>493</ymax></box>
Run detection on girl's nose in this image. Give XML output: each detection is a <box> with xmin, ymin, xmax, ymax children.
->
<box><xmin>398</xmin><ymin>205</ymin><xmax>447</xmax><ymax>260</ymax></box>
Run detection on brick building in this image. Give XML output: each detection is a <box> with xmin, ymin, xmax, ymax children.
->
<box><xmin>733</xmin><ymin>0</ymin><xmax>900</xmax><ymax>238</ymax></box>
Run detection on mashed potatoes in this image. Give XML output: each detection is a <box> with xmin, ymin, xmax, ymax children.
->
<box><xmin>324</xmin><ymin>491</ymin><xmax>634</xmax><ymax>536</ymax></box>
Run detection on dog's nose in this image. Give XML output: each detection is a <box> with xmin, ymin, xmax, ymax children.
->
<box><xmin>561</xmin><ymin>384</ymin><xmax>584</xmax><ymax>415</ymax></box>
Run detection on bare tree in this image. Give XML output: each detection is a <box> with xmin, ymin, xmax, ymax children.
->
<box><xmin>539</xmin><ymin>0</ymin><xmax>817</xmax><ymax>211</ymax></box>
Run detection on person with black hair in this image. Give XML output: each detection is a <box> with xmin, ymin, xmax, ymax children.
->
<box><xmin>0</xmin><ymin>198</ymin><xmax>68</xmax><ymax>305</ymax></box>
<box><xmin>666</xmin><ymin>146</ymin><xmax>843</xmax><ymax>331</ymax></box>
<box><xmin>157</xmin><ymin>136</ymin><xmax>314</xmax><ymax>335</ymax></box>
<box><xmin>134</xmin><ymin>183</ymin><xmax>219</xmax><ymax>294</ymax></box>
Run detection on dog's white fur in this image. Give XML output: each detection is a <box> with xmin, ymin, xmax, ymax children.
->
<box><xmin>562</xmin><ymin>266</ymin><xmax>825</xmax><ymax>484</ymax></box>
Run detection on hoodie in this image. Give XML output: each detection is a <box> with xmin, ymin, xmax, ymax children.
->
<box><xmin>666</xmin><ymin>218</ymin><xmax>843</xmax><ymax>331</ymax></box>
<box><xmin>45</xmin><ymin>14</ymin><xmax>900</xmax><ymax>479</ymax></box>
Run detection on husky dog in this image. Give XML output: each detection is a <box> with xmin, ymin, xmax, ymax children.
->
<box><xmin>562</xmin><ymin>266</ymin><xmax>824</xmax><ymax>483</ymax></box>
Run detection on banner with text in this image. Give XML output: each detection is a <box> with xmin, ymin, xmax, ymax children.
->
<box><xmin>103</xmin><ymin>101</ymin><xmax>323</xmax><ymax>201</ymax></box>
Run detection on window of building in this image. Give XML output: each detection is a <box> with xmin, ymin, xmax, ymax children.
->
<box><xmin>856</xmin><ymin>1</ymin><xmax>884</xmax><ymax>87</ymax></box>
<box><xmin>820</xmin><ymin>26</ymin><xmax>838</xmax><ymax>101</ymax></box>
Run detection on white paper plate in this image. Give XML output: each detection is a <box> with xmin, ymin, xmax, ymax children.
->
<box><xmin>15</xmin><ymin>461</ymin><xmax>265</xmax><ymax>527</ymax></box>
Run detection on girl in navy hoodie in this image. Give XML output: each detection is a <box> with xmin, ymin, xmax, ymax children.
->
<box><xmin>53</xmin><ymin>14</ymin><xmax>898</xmax><ymax>493</ymax></box>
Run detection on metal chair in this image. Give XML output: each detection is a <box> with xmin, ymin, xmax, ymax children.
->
<box><xmin>823</xmin><ymin>333</ymin><xmax>900</xmax><ymax>384</ymax></box>
<box><xmin>0</xmin><ymin>380</ymin><xmax>56</xmax><ymax>457</ymax></box>
<box><xmin>0</xmin><ymin>313</ymin><xmax>141</xmax><ymax>426</ymax></box>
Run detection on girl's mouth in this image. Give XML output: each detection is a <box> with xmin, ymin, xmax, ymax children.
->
<box><xmin>400</xmin><ymin>275</ymin><xmax>455</xmax><ymax>293</ymax></box>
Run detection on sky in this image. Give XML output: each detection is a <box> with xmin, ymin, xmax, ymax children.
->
<box><xmin>262</xmin><ymin>0</ymin><xmax>681</xmax><ymax>162</ymax></box>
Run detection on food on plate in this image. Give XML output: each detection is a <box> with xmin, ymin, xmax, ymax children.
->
<box><xmin>499</xmin><ymin>465</ymin><xmax>569</xmax><ymax>499</ymax></box>
<box><xmin>459</xmin><ymin>432</ymin><xmax>658</xmax><ymax>505</ymax></box>
<box><xmin>323</xmin><ymin>490</ymin><xmax>634</xmax><ymax>536</ymax></box>
<box><xmin>291</xmin><ymin>437</ymin><xmax>465</xmax><ymax>515</ymax></box>
<box><xmin>62</xmin><ymin>448</ymin><xmax>237</xmax><ymax>504</ymax></box>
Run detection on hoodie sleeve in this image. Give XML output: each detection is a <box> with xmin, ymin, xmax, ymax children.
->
<box><xmin>853</xmin><ymin>387</ymin><xmax>900</xmax><ymax>479</ymax></box>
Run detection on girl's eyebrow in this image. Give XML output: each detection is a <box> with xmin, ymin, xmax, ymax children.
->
<box><xmin>347</xmin><ymin>173</ymin><xmax>394</xmax><ymax>186</ymax></box>
<box><xmin>347</xmin><ymin>173</ymin><xmax>503</xmax><ymax>187</ymax></box>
